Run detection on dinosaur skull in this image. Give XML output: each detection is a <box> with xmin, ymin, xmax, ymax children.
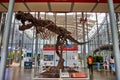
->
<box><xmin>15</xmin><ymin>11</ymin><xmax>35</xmax><ymax>30</ymax></box>
<box><xmin>15</xmin><ymin>11</ymin><xmax>24</xmax><ymax>20</ymax></box>
<box><xmin>15</xmin><ymin>11</ymin><xmax>34</xmax><ymax>25</ymax></box>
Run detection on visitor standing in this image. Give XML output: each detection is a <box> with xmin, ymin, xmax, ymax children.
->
<box><xmin>96</xmin><ymin>56</ymin><xmax>100</xmax><ymax>71</ymax></box>
<box><xmin>109</xmin><ymin>56</ymin><xmax>115</xmax><ymax>72</ymax></box>
<box><xmin>103</xmin><ymin>56</ymin><xmax>109</xmax><ymax>71</ymax></box>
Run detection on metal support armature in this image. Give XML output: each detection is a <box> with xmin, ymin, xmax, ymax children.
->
<box><xmin>82</xmin><ymin>12</ymin><xmax>87</xmax><ymax>68</ymax></box>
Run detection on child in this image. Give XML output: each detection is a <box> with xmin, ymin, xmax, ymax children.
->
<box><xmin>103</xmin><ymin>61</ymin><xmax>109</xmax><ymax>71</ymax></box>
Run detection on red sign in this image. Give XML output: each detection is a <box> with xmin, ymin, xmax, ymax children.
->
<box><xmin>43</xmin><ymin>44</ymin><xmax>78</xmax><ymax>51</ymax></box>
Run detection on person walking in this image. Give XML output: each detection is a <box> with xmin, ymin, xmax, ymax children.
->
<box><xmin>87</xmin><ymin>55</ymin><xmax>94</xmax><ymax>74</ymax></box>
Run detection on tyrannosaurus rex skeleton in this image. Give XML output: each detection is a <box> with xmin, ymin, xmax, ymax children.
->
<box><xmin>15</xmin><ymin>11</ymin><xmax>88</xmax><ymax>77</ymax></box>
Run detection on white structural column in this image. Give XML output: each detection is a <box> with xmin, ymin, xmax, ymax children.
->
<box><xmin>0</xmin><ymin>0</ymin><xmax>14</xmax><ymax>80</ymax></box>
<box><xmin>108</xmin><ymin>0</ymin><xmax>120</xmax><ymax>80</ymax></box>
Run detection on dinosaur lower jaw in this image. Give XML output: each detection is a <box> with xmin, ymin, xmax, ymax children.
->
<box><xmin>19</xmin><ymin>24</ymin><xmax>33</xmax><ymax>31</ymax></box>
<box><xmin>19</xmin><ymin>26</ymin><xmax>26</xmax><ymax>31</ymax></box>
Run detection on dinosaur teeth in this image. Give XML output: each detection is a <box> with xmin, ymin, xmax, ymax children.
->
<box><xmin>25</xmin><ymin>21</ymin><xmax>30</xmax><ymax>25</ymax></box>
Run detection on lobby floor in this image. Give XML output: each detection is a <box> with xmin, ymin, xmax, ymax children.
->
<box><xmin>4</xmin><ymin>63</ymin><xmax>116</xmax><ymax>80</ymax></box>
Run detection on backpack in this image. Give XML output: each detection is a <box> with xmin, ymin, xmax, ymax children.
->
<box><xmin>87</xmin><ymin>56</ymin><xmax>93</xmax><ymax>65</ymax></box>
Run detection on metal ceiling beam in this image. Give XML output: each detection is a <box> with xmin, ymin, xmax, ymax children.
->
<box><xmin>23</xmin><ymin>2</ymin><xmax>31</xmax><ymax>11</ymax></box>
<box><xmin>0</xmin><ymin>2</ymin><xmax>8</xmax><ymax>10</ymax></box>
<box><xmin>23</xmin><ymin>0</ymin><xmax>31</xmax><ymax>11</ymax></box>
<box><xmin>48</xmin><ymin>2</ymin><xmax>51</xmax><ymax>12</ymax></box>
<box><xmin>70</xmin><ymin>2</ymin><xmax>74</xmax><ymax>12</ymax></box>
<box><xmin>91</xmin><ymin>3</ymin><xmax>98</xmax><ymax>12</ymax></box>
<box><xmin>115</xmin><ymin>4</ymin><xmax>120</xmax><ymax>10</ymax></box>
<box><xmin>90</xmin><ymin>0</ymin><xmax>99</xmax><ymax>12</ymax></box>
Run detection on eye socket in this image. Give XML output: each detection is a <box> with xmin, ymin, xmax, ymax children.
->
<box><xmin>15</xmin><ymin>11</ymin><xmax>25</xmax><ymax>20</ymax></box>
<box><xmin>15</xmin><ymin>14</ymin><xmax>21</xmax><ymax>20</ymax></box>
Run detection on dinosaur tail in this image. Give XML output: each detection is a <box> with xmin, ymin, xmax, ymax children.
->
<box><xmin>67</xmin><ymin>35</ymin><xmax>88</xmax><ymax>45</ymax></box>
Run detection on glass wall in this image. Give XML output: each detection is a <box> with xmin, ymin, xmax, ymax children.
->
<box><xmin>1</xmin><ymin>12</ymin><xmax>120</xmax><ymax>65</ymax></box>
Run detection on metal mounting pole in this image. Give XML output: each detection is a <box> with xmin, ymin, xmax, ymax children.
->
<box><xmin>108</xmin><ymin>0</ymin><xmax>120</xmax><ymax>80</ymax></box>
<box><xmin>0</xmin><ymin>0</ymin><xmax>14</xmax><ymax>80</ymax></box>
<box><xmin>34</xmin><ymin>12</ymin><xmax>39</xmax><ymax>67</ymax></box>
<box><xmin>53</xmin><ymin>13</ymin><xmax>56</xmax><ymax>66</ymax></box>
<box><xmin>65</xmin><ymin>13</ymin><xmax>67</xmax><ymax>67</ymax></box>
<box><xmin>95</xmin><ymin>13</ymin><xmax>100</xmax><ymax>53</ymax></box>
<box><xmin>35</xmin><ymin>33</ymin><xmax>38</xmax><ymax>67</ymax></box>
<box><xmin>82</xmin><ymin>12</ymin><xmax>87</xmax><ymax>68</ymax></box>
<box><xmin>86</xmin><ymin>13</ymin><xmax>90</xmax><ymax>55</ymax></box>
<box><xmin>20</xmin><ymin>31</ymin><xmax>24</xmax><ymax>68</ymax></box>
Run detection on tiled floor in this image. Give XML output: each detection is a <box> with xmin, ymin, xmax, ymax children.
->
<box><xmin>4</xmin><ymin>63</ymin><xmax>116</xmax><ymax>80</ymax></box>
<box><xmin>92</xmin><ymin>71</ymin><xmax>116</xmax><ymax>80</ymax></box>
